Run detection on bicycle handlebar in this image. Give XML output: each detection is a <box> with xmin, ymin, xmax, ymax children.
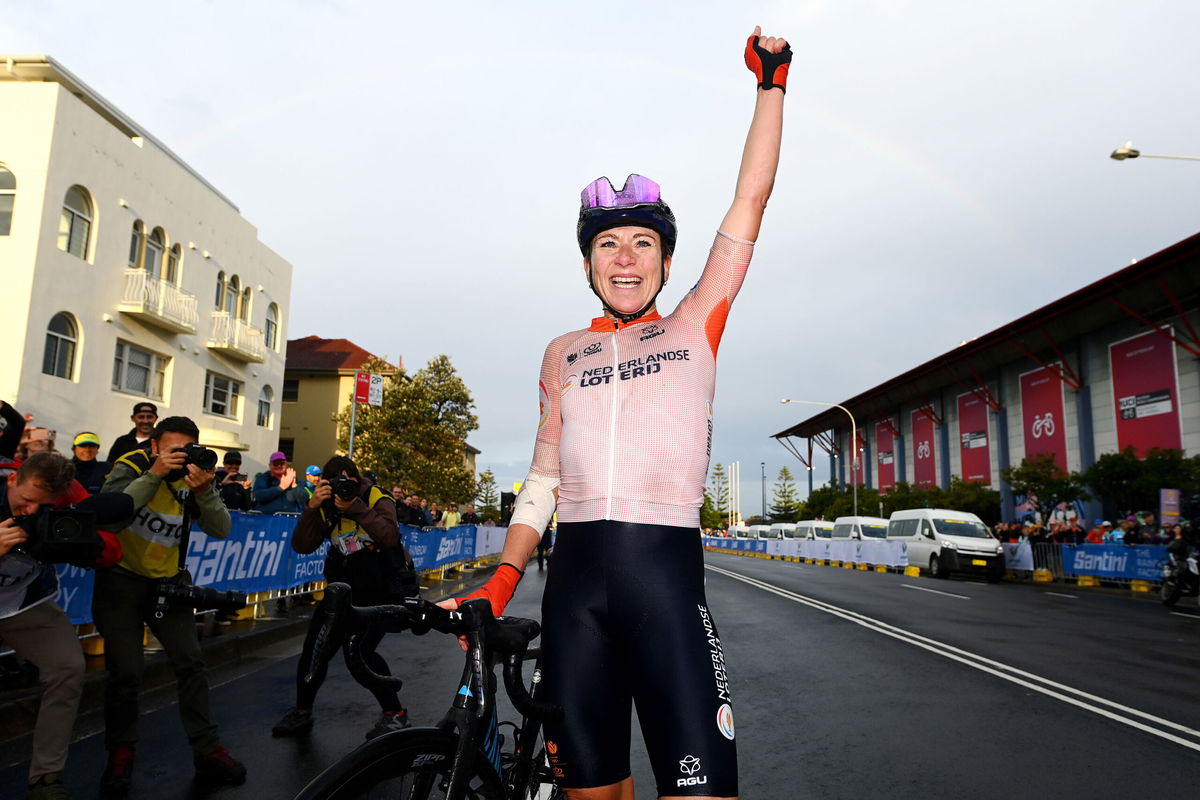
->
<box><xmin>323</xmin><ymin>583</ymin><xmax>562</xmax><ymax>724</ymax></box>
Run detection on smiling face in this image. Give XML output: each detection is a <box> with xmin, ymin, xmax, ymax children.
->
<box><xmin>585</xmin><ymin>225</ymin><xmax>672</xmax><ymax>318</ymax></box>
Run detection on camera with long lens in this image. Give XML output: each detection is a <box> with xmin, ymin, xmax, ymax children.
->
<box><xmin>14</xmin><ymin>508</ymin><xmax>101</xmax><ymax>568</ymax></box>
<box><xmin>152</xmin><ymin>581</ymin><xmax>248</xmax><ymax>619</ymax></box>
<box><xmin>176</xmin><ymin>443</ymin><xmax>218</xmax><ymax>471</ymax></box>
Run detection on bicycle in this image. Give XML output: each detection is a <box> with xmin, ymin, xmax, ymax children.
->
<box><xmin>293</xmin><ymin>582</ymin><xmax>564</xmax><ymax>799</ymax></box>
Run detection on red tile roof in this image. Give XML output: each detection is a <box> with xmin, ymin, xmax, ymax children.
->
<box><xmin>285</xmin><ymin>336</ymin><xmax>399</xmax><ymax>373</ymax></box>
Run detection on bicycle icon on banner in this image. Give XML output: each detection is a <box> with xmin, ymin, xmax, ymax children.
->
<box><xmin>916</xmin><ymin>440</ymin><xmax>931</xmax><ymax>459</ymax></box>
<box><xmin>1031</xmin><ymin>413</ymin><xmax>1056</xmax><ymax>439</ymax></box>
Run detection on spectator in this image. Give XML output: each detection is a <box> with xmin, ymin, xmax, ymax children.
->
<box><xmin>17</xmin><ymin>427</ymin><xmax>57</xmax><ymax>460</ymax></box>
<box><xmin>536</xmin><ymin>523</ymin><xmax>553</xmax><ymax>570</ymax></box>
<box><xmin>0</xmin><ymin>453</ymin><xmax>127</xmax><ymax>799</ymax></box>
<box><xmin>252</xmin><ymin>451</ymin><xmax>301</xmax><ymax>514</ymax></box>
<box><xmin>1085</xmin><ymin>520</ymin><xmax>1106</xmax><ymax>545</ymax></box>
<box><xmin>390</xmin><ymin>485</ymin><xmax>405</xmax><ymax>503</ymax></box>
<box><xmin>428</xmin><ymin>501</ymin><xmax>442</xmax><ymax>527</ymax></box>
<box><xmin>294</xmin><ymin>465</ymin><xmax>322</xmax><ymax>506</ymax></box>
<box><xmin>105</xmin><ymin>402</ymin><xmax>157</xmax><ymax>465</ymax></box>
<box><xmin>71</xmin><ymin>432</ymin><xmax>110</xmax><ymax>496</ymax></box>
<box><xmin>1121</xmin><ymin>518</ymin><xmax>1140</xmax><ymax>546</ymax></box>
<box><xmin>1138</xmin><ymin>512</ymin><xmax>1161</xmax><ymax>544</ymax></box>
<box><xmin>418</xmin><ymin>497</ymin><xmax>432</xmax><ymax>527</ymax></box>
<box><xmin>95</xmin><ymin>417</ymin><xmax>245</xmax><ymax>792</ymax></box>
<box><xmin>460</xmin><ymin>503</ymin><xmax>481</xmax><ymax>525</ymax></box>
<box><xmin>440</xmin><ymin>502</ymin><xmax>461</xmax><ymax>529</ymax></box>
<box><xmin>214</xmin><ymin>452</ymin><xmax>252</xmax><ymax>511</ymax></box>
<box><xmin>483</xmin><ymin>517</ymin><xmax>496</xmax><ymax>526</ymax></box>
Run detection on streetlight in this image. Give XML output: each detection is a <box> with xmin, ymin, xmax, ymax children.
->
<box><xmin>780</xmin><ymin>398</ymin><xmax>858</xmax><ymax>517</ymax></box>
<box><xmin>760</xmin><ymin>461</ymin><xmax>766</xmax><ymax>523</ymax></box>
<box><xmin>1110</xmin><ymin>141</ymin><xmax>1200</xmax><ymax>162</ymax></box>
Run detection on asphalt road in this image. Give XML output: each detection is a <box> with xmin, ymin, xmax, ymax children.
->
<box><xmin>3</xmin><ymin>551</ymin><xmax>1200</xmax><ymax>798</ymax></box>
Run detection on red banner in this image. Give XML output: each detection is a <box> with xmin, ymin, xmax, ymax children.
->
<box><xmin>353</xmin><ymin>371</ymin><xmax>370</xmax><ymax>404</ymax></box>
<box><xmin>957</xmin><ymin>392</ymin><xmax>991</xmax><ymax>484</ymax></box>
<box><xmin>1110</xmin><ymin>329</ymin><xmax>1182</xmax><ymax>455</ymax></box>
<box><xmin>875</xmin><ymin>421</ymin><xmax>895</xmax><ymax>493</ymax></box>
<box><xmin>849</xmin><ymin>429</ymin><xmax>865</xmax><ymax>486</ymax></box>
<box><xmin>911</xmin><ymin>409</ymin><xmax>936</xmax><ymax>487</ymax></box>
<box><xmin>1019</xmin><ymin>365</ymin><xmax>1068</xmax><ymax>471</ymax></box>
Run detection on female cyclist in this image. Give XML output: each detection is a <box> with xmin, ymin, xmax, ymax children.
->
<box><xmin>445</xmin><ymin>27</ymin><xmax>790</xmax><ymax>800</ymax></box>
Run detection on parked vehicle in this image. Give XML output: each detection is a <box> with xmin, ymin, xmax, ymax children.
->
<box><xmin>832</xmin><ymin>515</ymin><xmax>889</xmax><ymax>541</ymax></box>
<box><xmin>769</xmin><ymin>522</ymin><xmax>798</xmax><ymax>539</ymax></box>
<box><xmin>749</xmin><ymin>524</ymin><xmax>774</xmax><ymax>539</ymax></box>
<box><xmin>795</xmin><ymin>520</ymin><xmax>833</xmax><ymax>540</ymax></box>
<box><xmin>887</xmin><ymin>508</ymin><xmax>1004</xmax><ymax>581</ymax></box>
<box><xmin>728</xmin><ymin>524</ymin><xmax>751</xmax><ymax>539</ymax></box>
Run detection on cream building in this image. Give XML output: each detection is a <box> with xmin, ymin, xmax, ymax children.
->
<box><xmin>0</xmin><ymin>56</ymin><xmax>292</xmax><ymax>474</ymax></box>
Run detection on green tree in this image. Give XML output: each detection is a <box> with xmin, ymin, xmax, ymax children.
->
<box><xmin>337</xmin><ymin>354</ymin><xmax>479</xmax><ymax>502</ymax></box>
<box><xmin>1084</xmin><ymin>447</ymin><xmax>1200</xmax><ymax>518</ymax></box>
<box><xmin>699</xmin><ymin>492</ymin><xmax>725</xmax><ymax>531</ymax></box>
<box><xmin>709</xmin><ymin>463</ymin><xmax>730</xmax><ymax>525</ymax></box>
<box><xmin>940</xmin><ymin>477</ymin><xmax>1002</xmax><ymax>525</ymax></box>
<box><xmin>1001</xmin><ymin>453</ymin><xmax>1088</xmax><ymax>522</ymax></box>
<box><xmin>476</xmin><ymin>467</ymin><xmax>500</xmax><ymax>519</ymax></box>
<box><xmin>769</xmin><ymin>466</ymin><xmax>801</xmax><ymax>522</ymax></box>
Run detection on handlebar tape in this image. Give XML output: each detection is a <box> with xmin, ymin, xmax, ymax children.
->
<box><xmin>744</xmin><ymin>35</ymin><xmax>792</xmax><ymax>93</ymax></box>
<box><xmin>459</xmin><ymin>562</ymin><xmax>523</xmax><ymax>619</ymax></box>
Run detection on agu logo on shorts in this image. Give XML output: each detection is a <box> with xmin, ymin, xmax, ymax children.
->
<box><xmin>716</xmin><ymin>703</ymin><xmax>735</xmax><ymax>740</ymax></box>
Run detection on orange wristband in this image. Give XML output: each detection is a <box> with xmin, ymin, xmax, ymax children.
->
<box><xmin>460</xmin><ymin>562</ymin><xmax>523</xmax><ymax>618</ymax></box>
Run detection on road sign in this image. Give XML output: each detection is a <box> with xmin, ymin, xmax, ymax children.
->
<box><xmin>368</xmin><ymin>373</ymin><xmax>384</xmax><ymax>407</ymax></box>
<box><xmin>354</xmin><ymin>371</ymin><xmax>371</xmax><ymax>404</ymax></box>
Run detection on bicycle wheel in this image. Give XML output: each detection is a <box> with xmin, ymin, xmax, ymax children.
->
<box><xmin>295</xmin><ymin>728</ymin><xmax>505</xmax><ymax>800</ymax></box>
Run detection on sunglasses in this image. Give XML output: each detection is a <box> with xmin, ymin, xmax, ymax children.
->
<box><xmin>581</xmin><ymin>174</ymin><xmax>660</xmax><ymax>210</ymax></box>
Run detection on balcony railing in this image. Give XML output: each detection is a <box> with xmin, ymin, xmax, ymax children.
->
<box><xmin>207</xmin><ymin>311</ymin><xmax>265</xmax><ymax>363</ymax></box>
<box><xmin>118</xmin><ymin>268</ymin><xmax>199</xmax><ymax>334</ymax></box>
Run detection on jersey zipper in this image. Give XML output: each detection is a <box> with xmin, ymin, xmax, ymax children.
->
<box><xmin>605</xmin><ymin>327</ymin><xmax>620</xmax><ymax>520</ymax></box>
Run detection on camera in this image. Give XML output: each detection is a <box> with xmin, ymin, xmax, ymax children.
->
<box><xmin>14</xmin><ymin>508</ymin><xmax>101</xmax><ymax>568</ymax></box>
<box><xmin>175</xmin><ymin>443</ymin><xmax>218</xmax><ymax>471</ymax></box>
<box><xmin>152</xmin><ymin>580</ymin><xmax>248</xmax><ymax>619</ymax></box>
<box><xmin>329</xmin><ymin>476</ymin><xmax>360</xmax><ymax>502</ymax></box>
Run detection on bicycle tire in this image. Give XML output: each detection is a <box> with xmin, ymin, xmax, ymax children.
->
<box><xmin>294</xmin><ymin>727</ymin><xmax>505</xmax><ymax>800</ymax></box>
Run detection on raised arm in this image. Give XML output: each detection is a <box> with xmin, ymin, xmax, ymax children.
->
<box><xmin>720</xmin><ymin>26</ymin><xmax>790</xmax><ymax>243</ymax></box>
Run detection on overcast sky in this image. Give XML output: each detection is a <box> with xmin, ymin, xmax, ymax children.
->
<box><xmin>7</xmin><ymin>1</ymin><xmax>1200</xmax><ymax>513</ymax></box>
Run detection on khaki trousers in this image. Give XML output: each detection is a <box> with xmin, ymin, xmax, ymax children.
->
<box><xmin>0</xmin><ymin>601</ymin><xmax>85</xmax><ymax>781</ymax></box>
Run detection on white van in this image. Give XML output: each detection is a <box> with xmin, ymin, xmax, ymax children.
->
<box><xmin>748</xmin><ymin>524</ymin><xmax>773</xmax><ymax>539</ymax></box>
<box><xmin>728</xmin><ymin>524</ymin><xmax>751</xmax><ymax>539</ymax></box>
<box><xmin>795</xmin><ymin>520</ymin><xmax>833</xmax><ymax>540</ymax></box>
<box><xmin>769</xmin><ymin>522</ymin><xmax>798</xmax><ymax>539</ymax></box>
<box><xmin>887</xmin><ymin>508</ymin><xmax>1004</xmax><ymax>581</ymax></box>
<box><xmin>832</xmin><ymin>515</ymin><xmax>889</xmax><ymax>541</ymax></box>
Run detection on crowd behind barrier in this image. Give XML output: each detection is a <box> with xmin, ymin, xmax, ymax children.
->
<box><xmin>48</xmin><ymin>514</ymin><xmax>508</xmax><ymax>626</ymax></box>
<box><xmin>702</xmin><ymin>536</ymin><xmax>1172</xmax><ymax>583</ymax></box>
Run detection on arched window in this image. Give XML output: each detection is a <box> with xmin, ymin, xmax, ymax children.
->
<box><xmin>166</xmin><ymin>243</ymin><xmax>182</xmax><ymax>284</ymax></box>
<box><xmin>0</xmin><ymin>166</ymin><xmax>15</xmax><ymax>236</ymax></box>
<box><xmin>145</xmin><ymin>227</ymin><xmax>165</xmax><ymax>279</ymax></box>
<box><xmin>214</xmin><ymin>271</ymin><xmax>226</xmax><ymax>308</ymax></box>
<box><xmin>223</xmin><ymin>275</ymin><xmax>239</xmax><ymax>315</ymax></box>
<box><xmin>128</xmin><ymin>220</ymin><xmax>145</xmax><ymax>267</ymax></box>
<box><xmin>257</xmin><ymin>386</ymin><xmax>274</xmax><ymax>428</ymax></box>
<box><xmin>264</xmin><ymin>303</ymin><xmax>280</xmax><ymax>351</ymax></box>
<box><xmin>58</xmin><ymin>186</ymin><xmax>92</xmax><ymax>259</ymax></box>
<box><xmin>240</xmin><ymin>286</ymin><xmax>252</xmax><ymax>322</ymax></box>
<box><xmin>42</xmin><ymin>312</ymin><xmax>78</xmax><ymax>380</ymax></box>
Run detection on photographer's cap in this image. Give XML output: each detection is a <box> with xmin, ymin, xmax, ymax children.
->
<box><xmin>269</xmin><ymin>451</ymin><xmax>287</xmax><ymax>463</ymax></box>
<box><xmin>223</xmin><ymin>451</ymin><xmax>242</xmax><ymax>465</ymax></box>
<box><xmin>73</xmin><ymin>432</ymin><xmax>101</xmax><ymax>447</ymax></box>
<box><xmin>306</xmin><ymin>465</ymin><xmax>321</xmax><ymax>477</ymax></box>
<box><xmin>132</xmin><ymin>402</ymin><xmax>158</xmax><ymax>416</ymax></box>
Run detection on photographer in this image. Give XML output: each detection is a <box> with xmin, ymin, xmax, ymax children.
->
<box><xmin>94</xmin><ymin>417</ymin><xmax>245</xmax><ymax>795</ymax></box>
<box><xmin>0</xmin><ymin>453</ymin><xmax>126</xmax><ymax>800</ymax></box>
<box><xmin>271</xmin><ymin>455</ymin><xmax>418</xmax><ymax>740</ymax></box>
<box><xmin>212</xmin><ymin>451</ymin><xmax>251</xmax><ymax>511</ymax></box>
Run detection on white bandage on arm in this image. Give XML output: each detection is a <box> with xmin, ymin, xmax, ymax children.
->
<box><xmin>508</xmin><ymin>470</ymin><xmax>559</xmax><ymax>532</ymax></box>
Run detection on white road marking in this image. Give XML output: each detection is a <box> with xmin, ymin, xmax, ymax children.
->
<box><xmin>1044</xmin><ymin>592</ymin><xmax>1077</xmax><ymax>599</ymax></box>
<box><xmin>706</xmin><ymin>562</ymin><xmax>1200</xmax><ymax>754</ymax></box>
<box><xmin>901</xmin><ymin>584</ymin><xmax>971</xmax><ymax>600</ymax></box>
<box><xmin>1169</xmin><ymin>612</ymin><xmax>1200</xmax><ymax>620</ymax></box>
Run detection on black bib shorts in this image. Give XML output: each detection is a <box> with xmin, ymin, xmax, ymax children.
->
<box><xmin>540</xmin><ymin>520</ymin><xmax>737</xmax><ymax>796</ymax></box>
